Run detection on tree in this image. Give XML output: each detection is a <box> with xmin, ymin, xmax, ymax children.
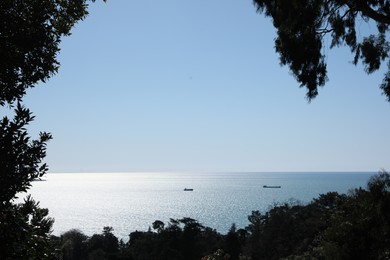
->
<box><xmin>0</xmin><ymin>195</ymin><xmax>55</xmax><ymax>259</ymax></box>
<box><xmin>0</xmin><ymin>103</ymin><xmax>52</xmax><ymax>205</ymax></box>
<box><xmin>60</xmin><ymin>229</ymin><xmax>88</xmax><ymax>260</ymax></box>
<box><xmin>319</xmin><ymin>171</ymin><xmax>390</xmax><ymax>259</ymax></box>
<box><xmin>0</xmin><ymin>0</ymin><xmax>94</xmax><ymax>105</ymax></box>
<box><xmin>225</xmin><ymin>224</ymin><xmax>241</xmax><ymax>260</ymax></box>
<box><xmin>152</xmin><ymin>220</ymin><xmax>165</xmax><ymax>233</ymax></box>
<box><xmin>0</xmin><ymin>1</ymin><xmax>102</xmax><ymax>258</ymax></box>
<box><xmin>252</xmin><ymin>0</ymin><xmax>390</xmax><ymax>101</ymax></box>
<box><xmin>0</xmin><ymin>0</ymin><xmax>101</xmax><ymax>207</ymax></box>
<box><xmin>87</xmin><ymin>227</ymin><xmax>119</xmax><ymax>259</ymax></box>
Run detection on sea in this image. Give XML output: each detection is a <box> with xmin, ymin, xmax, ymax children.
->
<box><xmin>21</xmin><ymin>172</ymin><xmax>375</xmax><ymax>241</ymax></box>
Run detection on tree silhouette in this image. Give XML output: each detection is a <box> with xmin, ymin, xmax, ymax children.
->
<box><xmin>0</xmin><ymin>1</ymin><xmax>102</xmax><ymax>258</ymax></box>
<box><xmin>0</xmin><ymin>195</ymin><xmax>55</xmax><ymax>259</ymax></box>
<box><xmin>0</xmin><ymin>0</ymin><xmax>96</xmax><ymax>105</ymax></box>
<box><xmin>253</xmin><ymin>0</ymin><xmax>390</xmax><ymax>101</ymax></box>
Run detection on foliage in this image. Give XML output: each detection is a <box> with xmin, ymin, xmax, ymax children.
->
<box><xmin>0</xmin><ymin>195</ymin><xmax>55</xmax><ymax>259</ymax></box>
<box><xmin>89</xmin><ymin>226</ymin><xmax>120</xmax><ymax>259</ymax></box>
<box><xmin>0</xmin><ymin>0</ymin><xmax>101</xmax><ymax>259</ymax></box>
<box><xmin>319</xmin><ymin>171</ymin><xmax>390</xmax><ymax>259</ymax></box>
<box><xmin>225</xmin><ymin>224</ymin><xmax>242</xmax><ymax>260</ymax></box>
<box><xmin>126</xmin><ymin>217</ymin><xmax>222</xmax><ymax>260</ymax></box>
<box><xmin>203</xmin><ymin>249</ymin><xmax>231</xmax><ymax>260</ymax></box>
<box><xmin>0</xmin><ymin>0</ymin><xmax>101</xmax><ymax>106</ymax></box>
<box><xmin>55</xmin><ymin>227</ymin><xmax>120</xmax><ymax>260</ymax></box>
<box><xmin>59</xmin><ymin>229</ymin><xmax>89</xmax><ymax>260</ymax></box>
<box><xmin>0</xmin><ymin>103</ymin><xmax>52</xmax><ymax>205</ymax></box>
<box><xmin>0</xmin><ymin>0</ymin><xmax>103</xmax><ymax>204</ymax></box>
<box><xmin>252</xmin><ymin>0</ymin><xmax>390</xmax><ymax>101</ymax></box>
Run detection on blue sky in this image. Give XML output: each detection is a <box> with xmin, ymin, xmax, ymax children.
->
<box><xmin>22</xmin><ymin>0</ymin><xmax>390</xmax><ymax>172</ymax></box>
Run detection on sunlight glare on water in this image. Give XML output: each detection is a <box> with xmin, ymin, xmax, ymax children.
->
<box><xmin>24</xmin><ymin>172</ymin><xmax>374</xmax><ymax>240</ymax></box>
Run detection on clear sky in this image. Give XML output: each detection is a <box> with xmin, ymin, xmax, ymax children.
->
<box><xmin>22</xmin><ymin>0</ymin><xmax>390</xmax><ymax>173</ymax></box>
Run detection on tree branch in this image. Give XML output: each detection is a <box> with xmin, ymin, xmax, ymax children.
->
<box><xmin>347</xmin><ymin>1</ymin><xmax>390</xmax><ymax>25</ymax></box>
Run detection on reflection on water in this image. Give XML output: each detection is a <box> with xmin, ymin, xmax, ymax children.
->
<box><xmin>23</xmin><ymin>172</ymin><xmax>373</xmax><ymax>240</ymax></box>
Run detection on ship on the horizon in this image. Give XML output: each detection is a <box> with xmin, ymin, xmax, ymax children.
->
<box><xmin>263</xmin><ymin>185</ymin><xmax>281</xmax><ymax>188</ymax></box>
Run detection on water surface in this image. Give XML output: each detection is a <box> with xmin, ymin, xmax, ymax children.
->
<box><xmin>24</xmin><ymin>172</ymin><xmax>374</xmax><ymax>240</ymax></box>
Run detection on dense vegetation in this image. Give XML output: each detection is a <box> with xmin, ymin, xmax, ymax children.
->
<box><xmin>48</xmin><ymin>171</ymin><xmax>389</xmax><ymax>260</ymax></box>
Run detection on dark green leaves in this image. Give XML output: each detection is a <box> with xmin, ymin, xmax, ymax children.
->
<box><xmin>0</xmin><ymin>196</ymin><xmax>55</xmax><ymax>259</ymax></box>
<box><xmin>253</xmin><ymin>0</ymin><xmax>390</xmax><ymax>101</ymax></box>
<box><xmin>359</xmin><ymin>34</ymin><xmax>390</xmax><ymax>74</ymax></box>
<box><xmin>0</xmin><ymin>1</ymin><xmax>98</xmax><ymax>258</ymax></box>
<box><xmin>380</xmin><ymin>61</ymin><xmax>390</xmax><ymax>101</ymax></box>
<box><xmin>0</xmin><ymin>104</ymin><xmax>52</xmax><ymax>204</ymax></box>
<box><xmin>0</xmin><ymin>0</ymin><xmax>92</xmax><ymax>106</ymax></box>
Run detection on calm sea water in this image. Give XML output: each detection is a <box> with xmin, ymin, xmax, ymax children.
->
<box><xmin>22</xmin><ymin>172</ymin><xmax>374</xmax><ymax>240</ymax></box>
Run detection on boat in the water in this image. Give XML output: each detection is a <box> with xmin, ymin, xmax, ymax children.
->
<box><xmin>263</xmin><ymin>185</ymin><xmax>281</xmax><ymax>188</ymax></box>
<box><xmin>184</xmin><ymin>188</ymin><xmax>194</xmax><ymax>191</ymax></box>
